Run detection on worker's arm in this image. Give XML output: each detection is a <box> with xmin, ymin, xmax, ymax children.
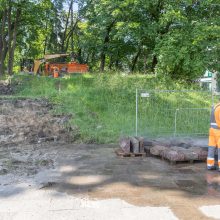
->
<box><xmin>215</xmin><ymin>106</ymin><xmax>220</xmax><ymax>128</ymax></box>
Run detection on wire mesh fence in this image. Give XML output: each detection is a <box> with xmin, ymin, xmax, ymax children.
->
<box><xmin>136</xmin><ymin>89</ymin><xmax>213</xmax><ymax>138</ymax></box>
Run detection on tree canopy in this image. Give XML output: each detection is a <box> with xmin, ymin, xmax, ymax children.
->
<box><xmin>0</xmin><ymin>0</ymin><xmax>219</xmax><ymax>80</ymax></box>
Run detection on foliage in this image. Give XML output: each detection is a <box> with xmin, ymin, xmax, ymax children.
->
<box><xmin>155</xmin><ymin>0</ymin><xmax>220</xmax><ymax>80</ymax></box>
<box><xmin>0</xmin><ymin>0</ymin><xmax>219</xmax><ymax>79</ymax></box>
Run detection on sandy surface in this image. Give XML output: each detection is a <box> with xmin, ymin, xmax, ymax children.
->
<box><xmin>1</xmin><ymin>143</ymin><xmax>220</xmax><ymax>220</ymax></box>
<box><xmin>0</xmin><ymin>184</ymin><xmax>178</xmax><ymax>220</ymax></box>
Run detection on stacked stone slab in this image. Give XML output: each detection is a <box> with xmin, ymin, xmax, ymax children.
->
<box><xmin>190</xmin><ymin>147</ymin><xmax>208</xmax><ymax>160</ymax></box>
<box><xmin>119</xmin><ymin>137</ymin><xmax>145</xmax><ymax>154</ymax></box>
<box><xmin>118</xmin><ymin>137</ymin><xmax>208</xmax><ymax>161</ymax></box>
<box><xmin>149</xmin><ymin>145</ymin><xmax>167</xmax><ymax>156</ymax></box>
<box><xmin>150</xmin><ymin>144</ymin><xmax>208</xmax><ymax>162</ymax></box>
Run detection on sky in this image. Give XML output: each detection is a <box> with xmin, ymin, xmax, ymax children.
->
<box><xmin>63</xmin><ymin>2</ymin><xmax>78</xmax><ymax>12</ymax></box>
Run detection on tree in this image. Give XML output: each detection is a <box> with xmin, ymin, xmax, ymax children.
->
<box><xmin>0</xmin><ymin>0</ymin><xmax>219</xmax><ymax>80</ymax></box>
<box><xmin>0</xmin><ymin>0</ymin><xmax>47</xmax><ymax>75</ymax></box>
<box><xmin>155</xmin><ymin>0</ymin><xmax>220</xmax><ymax>80</ymax></box>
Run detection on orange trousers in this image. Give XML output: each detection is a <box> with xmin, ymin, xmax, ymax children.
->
<box><xmin>207</xmin><ymin>128</ymin><xmax>220</xmax><ymax>168</ymax></box>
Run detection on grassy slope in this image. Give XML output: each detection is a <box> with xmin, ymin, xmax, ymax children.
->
<box><xmin>12</xmin><ymin>74</ymin><xmax>212</xmax><ymax>143</ymax></box>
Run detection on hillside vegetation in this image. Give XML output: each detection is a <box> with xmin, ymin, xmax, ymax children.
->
<box><xmin>8</xmin><ymin>74</ymin><xmax>212</xmax><ymax>143</ymax></box>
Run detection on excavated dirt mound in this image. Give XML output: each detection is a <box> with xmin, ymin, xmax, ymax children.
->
<box><xmin>0</xmin><ymin>99</ymin><xmax>76</xmax><ymax>146</ymax></box>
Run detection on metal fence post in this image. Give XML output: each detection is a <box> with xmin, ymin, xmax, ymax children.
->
<box><xmin>211</xmin><ymin>90</ymin><xmax>214</xmax><ymax>106</ymax></box>
<box><xmin>174</xmin><ymin>108</ymin><xmax>179</xmax><ymax>137</ymax></box>
<box><xmin>136</xmin><ymin>88</ymin><xmax>138</xmax><ymax>136</ymax></box>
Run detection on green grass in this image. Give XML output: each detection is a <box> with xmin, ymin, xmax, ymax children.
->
<box><xmin>9</xmin><ymin>73</ymin><xmax>213</xmax><ymax>143</ymax></box>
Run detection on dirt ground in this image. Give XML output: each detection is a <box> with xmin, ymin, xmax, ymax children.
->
<box><xmin>0</xmin><ymin>80</ymin><xmax>14</xmax><ymax>95</ymax></box>
<box><xmin>1</xmin><ymin>142</ymin><xmax>220</xmax><ymax>220</ymax></box>
<box><xmin>1</xmin><ymin>98</ymin><xmax>220</xmax><ymax>219</ymax></box>
<box><xmin>0</xmin><ymin>99</ymin><xmax>75</xmax><ymax>145</ymax></box>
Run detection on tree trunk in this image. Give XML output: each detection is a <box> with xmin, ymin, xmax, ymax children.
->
<box><xmin>131</xmin><ymin>47</ymin><xmax>141</xmax><ymax>72</ymax></box>
<box><xmin>115</xmin><ymin>51</ymin><xmax>120</xmax><ymax>70</ymax></box>
<box><xmin>65</xmin><ymin>19</ymin><xmax>78</xmax><ymax>52</ymax></box>
<box><xmin>70</xmin><ymin>0</ymin><xmax>74</xmax><ymax>53</ymax></box>
<box><xmin>108</xmin><ymin>55</ymin><xmax>113</xmax><ymax>70</ymax></box>
<box><xmin>0</xmin><ymin>9</ymin><xmax>7</xmax><ymax>75</ymax></box>
<box><xmin>99</xmin><ymin>20</ymin><xmax>115</xmax><ymax>72</ymax></box>
<box><xmin>144</xmin><ymin>54</ymin><xmax>148</xmax><ymax>74</ymax></box>
<box><xmin>8</xmin><ymin>6</ymin><xmax>21</xmax><ymax>75</ymax></box>
<box><xmin>151</xmin><ymin>55</ymin><xmax>158</xmax><ymax>73</ymax></box>
<box><xmin>77</xmin><ymin>48</ymin><xmax>82</xmax><ymax>63</ymax></box>
<box><xmin>100</xmin><ymin>53</ymin><xmax>106</xmax><ymax>72</ymax></box>
<box><xmin>8</xmin><ymin>1</ymin><xmax>13</xmax><ymax>75</ymax></box>
<box><xmin>43</xmin><ymin>20</ymin><xmax>48</xmax><ymax>55</ymax></box>
<box><xmin>89</xmin><ymin>52</ymin><xmax>95</xmax><ymax>71</ymax></box>
<box><xmin>61</xmin><ymin>0</ymin><xmax>73</xmax><ymax>52</ymax></box>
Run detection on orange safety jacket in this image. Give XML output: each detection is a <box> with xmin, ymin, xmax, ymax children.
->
<box><xmin>210</xmin><ymin>104</ymin><xmax>220</xmax><ymax>130</ymax></box>
<box><xmin>208</xmin><ymin>104</ymin><xmax>220</xmax><ymax>149</ymax></box>
<box><xmin>208</xmin><ymin>104</ymin><xmax>220</xmax><ymax>168</ymax></box>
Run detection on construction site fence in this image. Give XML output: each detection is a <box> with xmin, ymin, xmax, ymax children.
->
<box><xmin>135</xmin><ymin>89</ymin><xmax>214</xmax><ymax>138</ymax></box>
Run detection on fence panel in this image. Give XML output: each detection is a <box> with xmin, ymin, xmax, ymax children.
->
<box><xmin>136</xmin><ymin>90</ymin><xmax>213</xmax><ymax>138</ymax></box>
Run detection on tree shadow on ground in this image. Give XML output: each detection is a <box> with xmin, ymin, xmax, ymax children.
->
<box><xmin>49</xmin><ymin>144</ymin><xmax>220</xmax><ymax>199</ymax></box>
<box><xmin>1</xmin><ymin>143</ymin><xmax>220</xmax><ymax>202</ymax></box>
<box><xmin>1</xmin><ymin>143</ymin><xmax>220</xmax><ymax>219</ymax></box>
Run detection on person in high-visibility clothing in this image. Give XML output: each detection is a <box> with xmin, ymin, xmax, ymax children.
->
<box><xmin>207</xmin><ymin>102</ymin><xmax>220</xmax><ymax>170</ymax></box>
<box><xmin>52</xmin><ymin>66</ymin><xmax>59</xmax><ymax>78</ymax></box>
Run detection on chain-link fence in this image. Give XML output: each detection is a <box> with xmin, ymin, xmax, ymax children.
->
<box><xmin>136</xmin><ymin>89</ymin><xmax>214</xmax><ymax>138</ymax></box>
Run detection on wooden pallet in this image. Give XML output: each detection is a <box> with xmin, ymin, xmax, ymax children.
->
<box><xmin>160</xmin><ymin>156</ymin><xmax>206</xmax><ymax>165</ymax></box>
<box><xmin>115</xmin><ymin>149</ymin><xmax>146</xmax><ymax>157</ymax></box>
<box><xmin>149</xmin><ymin>154</ymin><xmax>206</xmax><ymax>164</ymax></box>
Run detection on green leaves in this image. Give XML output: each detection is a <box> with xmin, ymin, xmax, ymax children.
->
<box><xmin>1</xmin><ymin>0</ymin><xmax>219</xmax><ymax>80</ymax></box>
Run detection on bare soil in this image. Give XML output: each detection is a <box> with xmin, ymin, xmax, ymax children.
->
<box><xmin>1</xmin><ymin>143</ymin><xmax>220</xmax><ymax>219</ymax></box>
<box><xmin>0</xmin><ymin>81</ymin><xmax>13</xmax><ymax>95</ymax></box>
<box><xmin>0</xmin><ymin>99</ymin><xmax>75</xmax><ymax>146</ymax></box>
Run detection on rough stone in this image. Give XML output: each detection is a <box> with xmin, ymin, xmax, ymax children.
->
<box><xmin>150</xmin><ymin>145</ymin><xmax>168</xmax><ymax>156</ymax></box>
<box><xmin>119</xmin><ymin>137</ymin><xmax>131</xmax><ymax>153</ymax></box>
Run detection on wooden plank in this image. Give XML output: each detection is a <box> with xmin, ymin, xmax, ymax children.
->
<box><xmin>115</xmin><ymin>149</ymin><xmax>146</xmax><ymax>157</ymax></box>
<box><xmin>162</xmin><ymin>156</ymin><xmax>206</xmax><ymax>165</ymax></box>
<box><xmin>152</xmin><ymin>153</ymin><xmax>206</xmax><ymax>164</ymax></box>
